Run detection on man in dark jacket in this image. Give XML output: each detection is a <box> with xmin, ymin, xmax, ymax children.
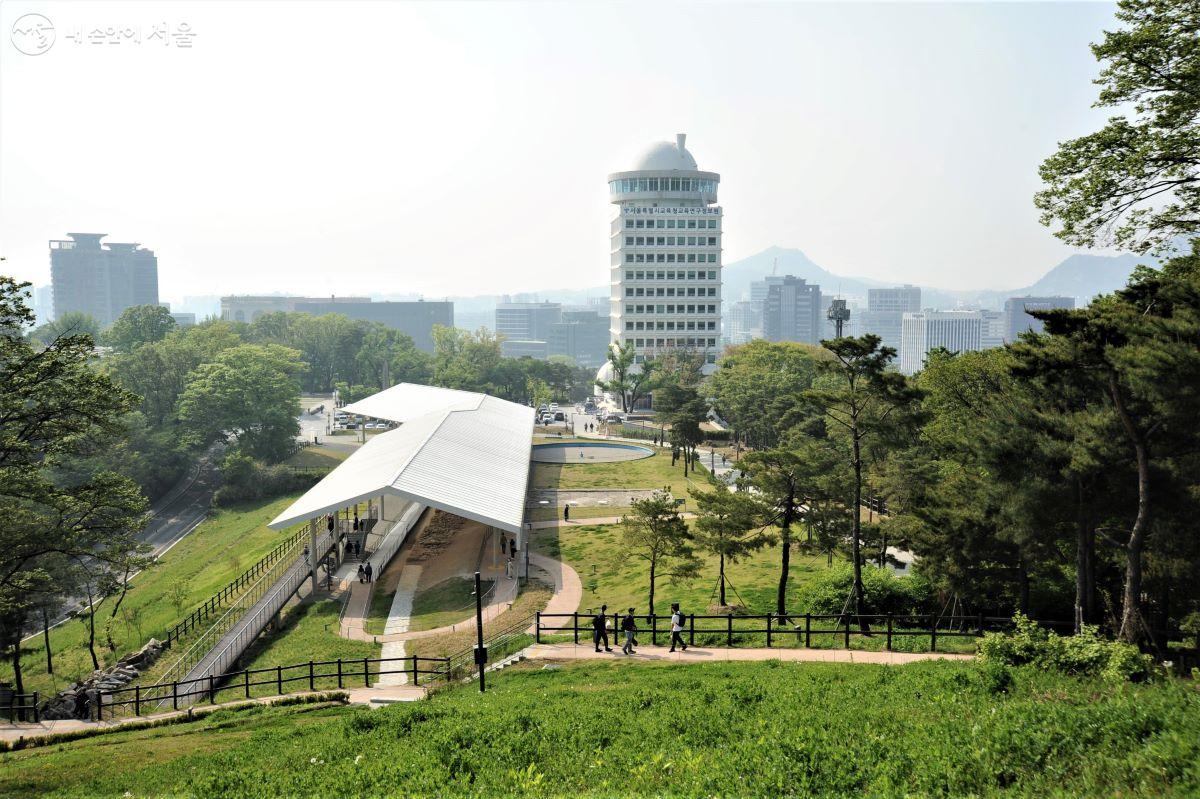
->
<box><xmin>593</xmin><ymin>604</ymin><xmax>612</xmax><ymax>652</ymax></box>
<box><xmin>621</xmin><ymin>607</ymin><xmax>638</xmax><ymax>655</ymax></box>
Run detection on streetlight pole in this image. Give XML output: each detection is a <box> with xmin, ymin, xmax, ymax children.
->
<box><xmin>473</xmin><ymin>570</ymin><xmax>487</xmax><ymax>692</ymax></box>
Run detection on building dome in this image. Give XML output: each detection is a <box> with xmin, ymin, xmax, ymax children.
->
<box><xmin>633</xmin><ymin>133</ymin><xmax>697</xmax><ymax>171</ymax></box>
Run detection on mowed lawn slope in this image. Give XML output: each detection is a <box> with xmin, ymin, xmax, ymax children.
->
<box><xmin>3</xmin><ymin>660</ymin><xmax>1199</xmax><ymax>797</ymax></box>
<box><xmin>3</xmin><ymin>495</ymin><xmax>306</xmax><ymax>698</ymax></box>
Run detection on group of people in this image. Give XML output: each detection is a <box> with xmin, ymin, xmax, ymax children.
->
<box><xmin>356</xmin><ymin>561</ymin><xmax>373</xmax><ymax>583</ymax></box>
<box><xmin>582</xmin><ymin>422</ymin><xmax>598</xmax><ymax>433</ymax></box>
<box><xmin>590</xmin><ymin>603</ymin><xmax>690</xmax><ymax>655</ymax></box>
<box><xmin>500</xmin><ymin>534</ymin><xmax>519</xmax><ymax>579</ymax></box>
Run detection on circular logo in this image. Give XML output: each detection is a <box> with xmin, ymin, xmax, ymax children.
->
<box><xmin>11</xmin><ymin>13</ymin><xmax>55</xmax><ymax>56</ymax></box>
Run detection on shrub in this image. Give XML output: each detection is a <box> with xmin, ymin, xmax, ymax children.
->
<box><xmin>797</xmin><ymin>562</ymin><xmax>934</xmax><ymax>616</ymax></box>
<box><xmin>978</xmin><ymin>614</ymin><xmax>1157</xmax><ymax>682</ymax></box>
<box><xmin>214</xmin><ymin>451</ymin><xmax>324</xmax><ymax>506</ymax></box>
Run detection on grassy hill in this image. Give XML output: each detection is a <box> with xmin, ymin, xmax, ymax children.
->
<box><xmin>3</xmin><ymin>659</ymin><xmax>1198</xmax><ymax>797</ymax></box>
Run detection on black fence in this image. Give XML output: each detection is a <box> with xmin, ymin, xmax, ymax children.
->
<box><xmin>96</xmin><ymin>654</ymin><xmax>450</xmax><ymax>720</ymax></box>
<box><xmin>443</xmin><ymin>613</ymin><xmax>536</xmax><ymax>682</ymax></box>
<box><xmin>164</xmin><ymin>528</ymin><xmax>307</xmax><ymax>648</ymax></box>
<box><xmin>2</xmin><ymin>692</ymin><xmax>40</xmax><ymax>723</ymax></box>
<box><xmin>536</xmin><ymin>612</ymin><xmax>1077</xmax><ymax>652</ymax></box>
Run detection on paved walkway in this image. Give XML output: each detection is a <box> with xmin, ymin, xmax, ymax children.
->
<box><xmin>528</xmin><ymin>513</ymin><xmax>696</xmax><ymax>530</ymax></box>
<box><xmin>525</xmin><ymin>551</ymin><xmax>583</xmax><ymax>632</ymax></box>
<box><xmin>0</xmin><ymin>685</ymin><xmax>427</xmax><ymax>744</ymax></box>
<box><xmin>525</xmin><ymin>642</ymin><xmax>973</xmax><ymax>665</ymax></box>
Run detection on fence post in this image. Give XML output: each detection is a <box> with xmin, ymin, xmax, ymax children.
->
<box><xmin>412</xmin><ymin>654</ymin><xmax>419</xmax><ymax>686</ymax></box>
<box><xmin>363</xmin><ymin>658</ymin><xmax>370</xmax><ymax>687</ymax></box>
<box><xmin>245</xmin><ymin>669</ymin><xmax>251</xmax><ymax>699</ymax></box>
<box><xmin>651</xmin><ymin>613</ymin><xmax>657</xmax><ymax>646</ymax></box>
<box><xmin>337</xmin><ymin>658</ymin><xmax>343</xmax><ymax>689</ymax></box>
<box><xmin>804</xmin><ymin>614</ymin><xmax>811</xmax><ymax>648</ymax></box>
<box><xmin>135</xmin><ymin>685</ymin><xmax>141</xmax><ymax>717</ymax></box>
<box><xmin>886</xmin><ymin>614</ymin><xmax>893</xmax><ymax>651</ymax></box>
<box><xmin>209</xmin><ymin>675</ymin><xmax>216</xmax><ymax>704</ymax></box>
<box><xmin>930</xmin><ymin>617</ymin><xmax>937</xmax><ymax>652</ymax></box>
<box><xmin>172</xmin><ymin>680</ymin><xmax>178</xmax><ymax>711</ymax></box>
<box><xmin>277</xmin><ymin>665</ymin><xmax>283</xmax><ymax>695</ymax></box>
<box><xmin>727</xmin><ymin>613</ymin><xmax>733</xmax><ymax>647</ymax></box>
<box><xmin>309</xmin><ymin>661</ymin><xmax>315</xmax><ymax>691</ymax></box>
<box><xmin>689</xmin><ymin>613</ymin><xmax>695</xmax><ymax>647</ymax></box>
<box><xmin>573</xmin><ymin>612</ymin><xmax>579</xmax><ymax>645</ymax></box>
<box><xmin>766</xmin><ymin>613</ymin><xmax>773</xmax><ymax>648</ymax></box>
<box><xmin>843</xmin><ymin>614</ymin><xmax>850</xmax><ymax>649</ymax></box>
<box><xmin>32</xmin><ymin>692</ymin><xmax>39</xmax><ymax>724</ymax></box>
<box><xmin>535</xmin><ymin>612</ymin><xmax>542</xmax><ymax>644</ymax></box>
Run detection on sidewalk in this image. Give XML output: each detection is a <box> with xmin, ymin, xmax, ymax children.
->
<box><xmin>525</xmin><ymin>642</ymin><xmax>973</xmax><ymax>665</ymax></box>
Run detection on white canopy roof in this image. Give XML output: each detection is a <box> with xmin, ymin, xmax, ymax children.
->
<box><xmin>341</xmin><ymin>382</ymin><xmax>482</xmax><ymax>423</ymax></box>
<box><xmin>271</xmin><ymin>388</ymin><xmax>534</xmax><ymax>534</ymax></box>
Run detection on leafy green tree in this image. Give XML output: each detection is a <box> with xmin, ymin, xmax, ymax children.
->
<box><xmin>621</xmin><ymin>490</ymin><xmax>700</xmax><ymax>615</ymax></box>
<box><xmin>738</xmin><ymin>447</ymin><xmax>813</xmax><ymax>616</ymax></box>
<box><xmin>807</xmin><ymin>335</ymin><xmax>921</xmax><ymax>624</ymax></box>
<box><xmin>692</xmin><ymin>479</ymin><xmax>772</xmax><ymax>607</ymax></box>
<box><xmin>177</xmin><ymin>343</ymin><xmax>306</xmax><ymax>462</ymax></box>
<box><xmin>0</xmin><ymin>277</ymin><xmax>148</xmax><ymax>692</ymax></box>
<box><xmin>1036</xmin><ymin>0</ymin><xmax>1199</xmax><ymax>253</ymax></box>
<box><xmin>432</xmin><ymin>326</ymin><xmax>504</xmax><ymax>393</ymax></box>
<box><xmin>104</xmin><ymin>304</ymin><xmax>176</xmax><ymax>353</ymax></box>
<box><xmin>711</xmin><ymin>340</ymin><xmax>823</xmax><ymax>450</ymax></box>
<box><xmin>599</xmin><ymin>341</ymin><xmax>657</xmax><ymax>412</ymax></box>
<box><xmin>29</xmin><ymin>311</ymin><xmax>100</xmax><ymax>346</ymax></box>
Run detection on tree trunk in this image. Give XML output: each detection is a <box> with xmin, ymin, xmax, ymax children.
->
<box><xmin>1109</xmin><ymin>371</ymin><xmax>1151</xmax><ymax>644</ymax></box>
<box><xmin>851</xmin><ymin>431</ymin><xmax>868</xmax><ymax>630</ymax></box>
<box><xmin>10</xmin><ymin>637</ymin><xmax>24</xmax><ymax>697</ymax></box>
<box><xmin>719</xmin><ymin>552</ymin><xmax>727</xmax><ymax>607</ymax></box>
<box><xmin>86</xmin><ymin>607</ymin><xmax>99</xmax><ymax>671</ymax></box>
<box><xmin>42</xmin><ymin>607</ymin><xmax>53</xmax><ymax>675</ymax></box>
<box><xmin>648</xmin><ymin>557</ymin><xmax>656</xmax><ymax>617</ymax></box>
<box><xmin>776</xmin><ymin>488</ymin><xmax>795</xmax><ymax>617</ymax></box>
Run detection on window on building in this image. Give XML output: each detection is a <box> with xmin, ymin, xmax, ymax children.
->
<box><xmin>667</xmin><ymin>219</ymin><xmax>676</xmax><ymax>228</ymax></box>
<box><xmin>635</xmin><ymin>271</ymin><xmax>644</xmax><ymax>279</ymax></box>
<box><xmin>667</xmin><ymin>254</ymin><xmax>675</xmax><ymax>263</ymax></box>
<box><xmin>670</xmin><ymin>178</ymin><xmax>680</xmax><ymax>190</ymax></box>
<box><xmin>708</xmin><ymin>270</ymin><xmax>716</xmax><ymax>279</ymax></box>
<box><xmin>657</xmin><ymin>271</ymin><xmax>665</xmax><ymax>279</ymax></box>
<box><xmin>656</xmin><ymin>288</ymin><xmax>664</xmax><ymax>296</ymax></box>
<box><xmin>626</xmin><ymin>236</ymin><xmax>633</xmax><ymax>245</ymax></box>
<box><xmin>626</xmin><ymin>304</ymin><xmax>634</xmax><ymax>313</ymax></box>
<box><xmin>656</xmin><ymin>236</ymin><xmax>665</xmax><ymax>245</ymax></box>
<box><xmin>656</xmin><ymin>220</ymin><xmax>665</xmax><ymax>229</ymax></box>
<box><xmin>625</xmin><ymin>255</ymin><xmax>634</xmax><ymax>263</ymax></box>
<box><xmin>688</xmin><ymin>220</ymin><xmax>697</xmax><ymax>229</ymax></box>
<box><xmin>635</xmin><ymin>254</ymin><xmax>645</xmax><ymax>263</ymax></box>
<box><xmin>707</xmin><ymin>219</ymin><xmax>717</xmax><ymax>229</ymax></box>
<box><xmin>625</xmin><ymin>219</ymin><xmax>634</xmax><ymax>228</ymax></box>
<box><xmin>625</xmin><ymin>322</ymin><xmax>633</xmax><ymax>330</ymax></box>
<box><xmin>635</xmin><ymin>288</ymin><xmax>644</xmax><ymax>297</ymax></box>
<box><xmin>707</xmin><ymin>237</ymin><xmax>717</xmax><ymax>245</ymax></box>
<box><xmin>625</xmin><ymin>288</ymin><xmax>633</xmax><ymax>297</ymax></box>
<box><xmin>656</xmin><ymin>254</ymin><xmax>665</xmax><ymax>262</ymax></box>
<box><xmin>707</xmin><ymin>254</ymin><xmax>716</xmax><ymax>262</ymax></box>
<box><xmin>687</xmin><ymin>271</ymin><xmax>695</xmax><ymax>280</ymax></box>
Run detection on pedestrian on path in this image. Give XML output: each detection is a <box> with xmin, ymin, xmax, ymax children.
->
<box><xmin>593</xmin><ymin>604</ymin><xmax>613</xmax><ymax>652</ymax></box>
<box><xmin>364</xmin><ymin>562</ymin><xmax>373</xmax><ymax>583</ymax></box>
<box><xmin>564</xmin><ymin>504</ymin><xmax>571</xmax><ymax>522</ymax></box>
<box><xmin>669</xmin><ymin>603</ymin><xmax>688</xmax><ymax>652</ymax></box>
<box><xmin>621</xmin><ymin>608</ymin><xmax>638</xmax><ymax>654</ymax></box>
<box><xmin>357</xmin><ymin>564</ymin><xmax>365</xmax><ymax>584</ymax></box>
<box><xmin>303</xmin><ymin>545</ymin><xmax>310</xmax><ymax>567</ymax></box>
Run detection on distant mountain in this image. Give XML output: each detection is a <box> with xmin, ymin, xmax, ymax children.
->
<box><xmin>721</xmin><ymin>246</ymin><xmax>887</xmax><ymax>303</ymax></box>
<box><xmin>1014</xmin><ymin>252</ymin><xmax>1150</xmax><ymax>299</ymax></box>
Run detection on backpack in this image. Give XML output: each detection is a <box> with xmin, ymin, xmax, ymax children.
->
<box><xmin>674</xmin><ymin>611</ymin><xmax>686</xmax><ymax>628</ymax></box>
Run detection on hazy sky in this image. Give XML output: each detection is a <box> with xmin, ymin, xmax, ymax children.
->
<box><xmin>1</xmin><ymin>1</ymin><xmax>1121</xmax><ymax>305</ymax></box>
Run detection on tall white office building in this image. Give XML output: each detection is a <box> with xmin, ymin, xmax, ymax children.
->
<box><xmin>607</xmin><ymin>134</ymin><xmax>722</xmax><ymax>374</ymax></box>
<box><xmin>900</xmin><ymin>310</ymin><xmax>983</xmax><ymax>375</ymax></box>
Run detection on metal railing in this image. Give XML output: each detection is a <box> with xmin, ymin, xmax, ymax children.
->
<box><xmin>2</xmin><ymin>692</ymin><xmax>40</xmax><ymax>723</ymax></box>
<box><xmin>164</xmin><ymin>528</ymin><xmax>307</xmax><ymax>648</ymax></box>
<box><xmin>445</xmin><ymin>613</ymin><xmax>536</xmax><ymax>682</ymax></box>
<box><xmin>366</xmin><ymin>502</ymin><xmax>425</xmax><ymax>574</ymax></box>
<box><xmin>97</xmin><ymin>655</ymin><xmax>450</xmax><ymax>720</ymax></box>
<box><xmin>147</xmin><ymin>528</ymin><xmax>338</xmax><ymax>710</ymax></box>
<box><xmin>535</xmin><ymin>612</ymin><xmax>1077</xmax><ymax>652</ymax></box>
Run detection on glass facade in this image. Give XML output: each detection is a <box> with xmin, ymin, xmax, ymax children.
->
<box><xmin>609</xmin><ymin>177</ymin><xmax>718</xmax><ymax>195</ymax></box>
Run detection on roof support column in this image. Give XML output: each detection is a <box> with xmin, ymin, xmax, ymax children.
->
<box><xmin>309</xmin><ymin>518</ymin><xmax>318</xmax><ymax>595</ymax></box>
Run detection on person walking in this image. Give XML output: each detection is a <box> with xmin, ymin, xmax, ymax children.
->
<box><xmin>303</xmin><ymin>545</ymin><xmax>310</xmax><ymax>567</ymax></box>
<box><xmin>621</xmin><ymin>608</ymin><xmax>638</xmax><ymax>655</ymax></box>
<box><xmin>593</xmin><ymin>604</ymin><xmax>613</xmax><ymax>652</ymax></box>
<box><xmin>364</xmin><ymin>561</ymin><xmax>373</xmax><ymax>583</ymax></box>
<box><xmin>564</xmin><ymin>504</ymin><xmax>571</xmax><ymax>522</ymax></box>
<box><xmin>357</xmin><ymin>564</ymin><xmax>365</xmax><ymax>584</ymax></box>
<box><xmin>669</xmin><ymin>603</ymin><xmax>688</xmax><ymax>652</ymax></box>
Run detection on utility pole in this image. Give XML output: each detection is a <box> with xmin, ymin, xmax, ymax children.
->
<box><xmin>473</xmin><ymin>571</ymin><xmax>487</xmax><ymax>692</ymax></box>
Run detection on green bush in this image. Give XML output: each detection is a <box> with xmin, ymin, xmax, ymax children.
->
<box><xmin>797</xmin><ymin>561</ymin><xmax>934</xmax><ymax>616</ymax></box>
<box><xmin>979</xmin><ymin>614</ymin><xmax>1157</xmax><ymax>682</ymax></box>
<box><xmin>214</xmin><ymin>452</ymin><xmax>323</xmax><ymax>507</ymax></box>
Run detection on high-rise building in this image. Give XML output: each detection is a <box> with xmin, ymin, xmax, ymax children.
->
<box><xmin>170</xmin><ymin>312</ymin><xmax>197</xmax><ymax>328</ymax></box>
<box><xmin>32</xmin><ymin>284</ymin><xmax>54</xmax><ymax>324</ymax></box>
<box><xmin>980</xmin><ymin>309</ymin><xmax>1005</xmax><ymax>349</ymax></box>
<box><xmin>763</xmin><ymin>275</ymin><xmax>822</xmax><ymax>344</ymax></box>
<box><xmin>548</xmin><ymin>309</ymin><xmax>610</xmax><ymax>367</ymax></box>
<box><xmin>900</xmin><ymin>310</ymin><xmax>982</xmax><ymax>375</ymax></box>
<box><xmin>49</xmin><ymin>233</ymin><xmax>159</xmax><ymax>327</ymax></box>
<box><xmin>1004</xmin><ymin>296</ymin><xmax>1075</xmax><ymax>342</ymax></box>
<box><xmin>220</xmin><ymin>296</ymin><xmax>452</xmax><ymax>352</ymax></box>
<box><xmin>608</xmin><ymin>133</ymin><xmax>723</xmax><ymax>373</ymax></box>
<box><xmin>496</xmin><ymin>301</ymin><xmax>561</xmax><ymax>359</ymax></box>
<box><xmin>728</xmin><ymin>300</ymin><xmax>759</xmax><ymax>345</ymax></box>
<box><xmin>859</xmin><ymin>285</ymin><xmax>921</xmax><ymax>353</ymax></box>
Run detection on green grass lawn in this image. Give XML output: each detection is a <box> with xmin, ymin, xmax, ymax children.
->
<box><xmin>363</xmin><ymin>577</ymin><xmax>492</xmax><ymax>636</ymax></box>
<box><xmin>3</xmin><ymin>495</ymin><xmax>308</xmax><ymax>699</ymax></box>
<box><xmin>233</xmin><ymin>599</ymin><xmax>380</xmax><ymax>696</ymax></box>
<box><xmin>4</xmin><ymin>659</ymin><xmax>1198</xmax><ymax>797</ymax></box>
<box><xmin>282</xmin><ymin>446</ymin><xmax>349</xmax><ymax>469</ymax></box>
<box><xmin>532</xmin><ymin>522</ymin><xmax>832</xmax><ymax>618</ymax></box>
<box><xmin>530</xmin><ymin>445</ymin><xmax>707</xmax><ymax>503</ymax></box>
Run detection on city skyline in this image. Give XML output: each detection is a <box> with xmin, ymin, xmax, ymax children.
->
<box><xmin>0</xmin><ymin>1</ymin><xmax>1134</xmax><ymax>302</ymax></box>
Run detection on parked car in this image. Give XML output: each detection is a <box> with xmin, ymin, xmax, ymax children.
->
<box><xmin>604</xmin><ymin>413</ymin><xmax>623</xmax><ymax>424</ymax></box>
<box><xmin>553</xmin><ymin>411</ymin><xmax>566</xmax><ymax>421</ymax></box>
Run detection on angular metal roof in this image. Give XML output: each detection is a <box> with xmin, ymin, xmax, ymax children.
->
<box><xmin>270</xmin><ymin>388</ymin><xmax>534</xmax><ymax>533</ymax></box>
